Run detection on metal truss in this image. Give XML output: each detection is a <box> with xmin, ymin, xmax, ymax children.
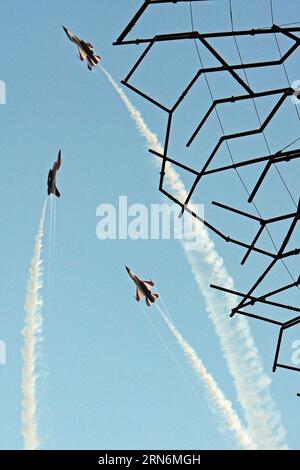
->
<box><xmin>210</xmin><ymin>281</ymin><xmax>300</xmax><ymax>390</ymax></box>
<box><xmin>114</xmin><ymin>0</ymin><xmax>300</xmax><ymax>394</ymax></box>
<box><xmin>115</xmin><ymin>18</ymin><xmax>300</xmax><ymax>210</ymax></box>
<box><xmin>211</xmin><ymin>200</ymin><xmax>300</xmax><ymax>264</ymax></box>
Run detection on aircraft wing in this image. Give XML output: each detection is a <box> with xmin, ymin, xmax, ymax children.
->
<box><xmin>135</xmin><ymin>287</ymin><xmax>145</xmax><ymax>302</ymax></box>
<box><xmin>77</xmin><ymin>46</ymin><xmax>87</xmax><ymax>61</ymax></box>
<box><xmin>143</xmin><ymin>280</ymin><xmax>154</xmax><ymax>290</ymax></box>
<box><xmin>47</xmin><ymin>169</ymin><xmax>53</xmax><ymax>185</ymax></box>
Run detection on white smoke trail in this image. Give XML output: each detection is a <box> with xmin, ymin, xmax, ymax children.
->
<box><xmin>156</xmin><ymin>304</ymin><xmax>256</xmax><ymax>449</ymax></box>
<box><xmin>22</xmin><ymin>200</ymin><xmax>47</xmax><ymax>450</ymax></box>
<box><xmin>47</xmin><ymin>196</ymin><xmax>53</xmax><ymax>283</ymax></box>
<box><xmin>140</xmin><ymin>299</ymin><xmax>254</xmax><ymax>448</ymax></box>
<box><xmin>100</xmin><ymin>66</ymin><xmax>287</xmax><ymax>449</ymax></box>
<box><xmin>138</xmin><ymin>302</ymin><xmax>204</xmax><ymax>405</ymax></box>
<box><xmin>51</xmin><ymin>197</ymin><xmax>57</xmax><ymax>284</ymax></box>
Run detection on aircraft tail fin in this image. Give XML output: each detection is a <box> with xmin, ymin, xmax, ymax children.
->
<box><xmin>146</xmin><ymin>293</ymin><xmax>159</xmax><ymax>307</ymax></box>
<box><xmin>54</xmin><ymin>187</ymin><xmax>60</xmax><ymax>198</ymax></box>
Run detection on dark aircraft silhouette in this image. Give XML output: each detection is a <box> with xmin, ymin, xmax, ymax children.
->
<box><xmin>47</xmin><ymin>150</ymin><xmax>61</xmax><ymax>198</ymax></box>
<box><xmin>125</xmin><ymin>266</ymin><xmax>159</xmax><ymax>307</ymax></box>
<box><xmin>63</xmin><ymin>26</ymin><xmax>101</xmax><ymax>71</ymax></box>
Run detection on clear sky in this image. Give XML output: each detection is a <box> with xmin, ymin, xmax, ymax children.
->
<box><xmin>0</xmin><ymin>0</ymin><xmax>299</xmax><ymax>450</ymax></box>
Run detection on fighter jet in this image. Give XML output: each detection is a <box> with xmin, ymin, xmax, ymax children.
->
<box><xmin>63</xmin><ymin>26</ymin><xmax>101</xmax><ymax>71</ymax></box>
<box><xmin>47</xmin><ymin>150</ymin><xmax>61</xmax><ymax>198</ymax></box>
<box><xmin>125</xmin><ymin>266</ymin><xmax>159</xmax><ymax>307</ymax></box>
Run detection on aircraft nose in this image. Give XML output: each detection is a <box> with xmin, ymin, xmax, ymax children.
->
<box><xmin>62</xmin><ymin>26</ymin><xmax>68</xmax><ymax>34</ymax></box>
<box><xmin>125</xmin><ymin>266</ymin><xmax>130</xmax><ymax>274</ymax></box>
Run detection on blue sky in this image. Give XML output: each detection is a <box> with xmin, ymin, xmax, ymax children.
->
<box><xmin>0</xmin><ymin>0</ymin><xmax>299</xmax><ymax>450</ymax></box>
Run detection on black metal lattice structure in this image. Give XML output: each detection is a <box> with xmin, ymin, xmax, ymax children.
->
<box><xmin>114</xmin><ymin>0</ymin><xmax>300</xmax><ymax>394</ymax></box>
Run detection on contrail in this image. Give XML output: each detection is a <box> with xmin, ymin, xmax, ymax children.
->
<box><xmin>140</xmin><ymin>300</ymin><xmax>254</xmax><ymax>448</ymax></box>
<box><xmin>22</xmin><ymin>200</ymin><xmax>47</xmax><ymax>450</ymax></box>
<box><xmin>47</xmin><ymin>196</ymin><xmax>54</xmax><ymax>283</ymax></box>
<box><xmin>100</xmin><ymin>66</ymin><xmax>287</xmax><ymax>449</ymax></box>
<box><xmin>156</xmin><ymin>304</ymin><xmax>256</xmax><ymax>450</ymax></box>
<box><xmin>49</xmin><ymin>196</ymin><xmax>57</xmax><ymax>284</ymax></box>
